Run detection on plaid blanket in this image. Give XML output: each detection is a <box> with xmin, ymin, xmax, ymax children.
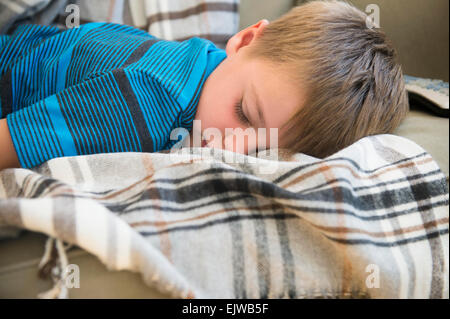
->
<box><xmin>0</xmin><ymin>0</ymin><xmax>239</xmax><ymax>49</ymax></box>
<box><xmin>0</xmin><ymin>0</ymin><xmax>448</xmax><ymax>299</ymax></box>
<box><xmin>0</xmin><ymin>134</ymin><xmax>448</xmax><ymax>298</ymax></box>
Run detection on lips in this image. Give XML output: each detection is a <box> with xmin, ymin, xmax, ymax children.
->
<box><xmin>202</xmin><ymin>139</ymin><xmax>208</xmax><ymax>147</ymax></box>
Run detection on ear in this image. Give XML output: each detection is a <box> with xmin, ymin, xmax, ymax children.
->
<box><xmin>225</xmin><ymin>19</ymin><xmax>269</xmax><ymax>56</ymax></box>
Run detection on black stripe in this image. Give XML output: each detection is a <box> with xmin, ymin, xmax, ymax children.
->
<box><xmin>35</xmin><ymin>101</ymin><xmax>59</xmax><ymax>158</ymax></box>
<box><xmin>39</xmin><ymin>168</ymin><xmax>449</xmax><ymax>222</ymax></box>
<box><xmin>63</xmin><ymin>87</ymin><xmax>92</xmax><ymax>154</ymax></box>
<box><xmin>273</xmin><ymin>152</ymin><xmax>430</xmax><ymax>184</ymax></box>
<box><xmin>42</xmin><ymin>105</ymin><xmax>64</xmax><ymax>157</ymax></box>
<box><xmin>28</xmin><ymin>103</ymin><xmax>50</xmax><ymax>160</ymax></box>
<box><xmin>230</xmin><ymin>209</ymin><xmax>247</xmax><ymax>299</ymax></box>
<box><xmin>174</xmin><ymin>45</ymin><xmax>203</xmax><ymax>100</ymax></box>
<box><xmin>17</xmin><ymin>106</ymin><xmax>44</xmax><ymax>165</ymax></box>
<box><xmin>112</xmin><ymin>69</ymin><xmax>154</xmax><ymax>152</ymax></box>
<box><xmin>254</xmin><ymin>217</ymin><xmax>271</xmax><ymax>298</ymax></box>
<box><xmin>237</xmin><ymin>174</ymin><xmax>271</xmax><ymax>299</ymax></box>
<box><xmin>9</xmin><ymin>112</ymin><xmax>33</xmax><ymax>167</ymax></box>
<box><xmin>147</xmin><ymin>2</ymin><xmax>238</xmax><ymax>25</ymax></box>
<box><xmin>280</xmin><ymin>199</ymin><xmax>450</xmax><ymax>221</ymax></box>
<box><xmin>89</xmin><ymin>77</ymin><xmax>124</xmax><ymax>152</ymax></box>
<box><xmin>120</xmin><ymin>197</ymin><xmax>450</xmax><ymax>222</ymax></box>
<box><xmin>106</xmin><ymin>165</ymin><xmax>444</xmax><ymax>195</ymax></box>
<box><xmin>56</xmin><ymin>92</ymin><xmax>83</xmax><ymax>155</ymax></box>
<box><xmin>77</xmin><ymin>81</ymin><xmax>113</xmax><ymax>153</ymax></box>
<box><xmin>44</xmin><ymin>184</ymin><xmax>448</xmax><ymax>223</ymax></box>
<box><xmin>134</xmin><ymin>176</ymin><xmax>448</xmax><ymax>211</ymax></box>
<box><xmin>406</xmin><ymin>148</ymin><xmax>446</xmax><ymax>298</ymax></box>
<box><xmin>138</xmin><ymin>213</ymin><xmax>449</xmax><ymax>249</ymax></box>
<box><xmin>54</xmin><ymin>163</ymin><xmax>441</xmax><ymax>197</ymax></box>
<box><xmin>30</xmin><ymin>177</ymin><xmax>61</xmax><ymax>198</ymax></box>
<box><xmin>69</xmin><ymin>84</ymin><xmax>100</xmax><ymax>154</ymax></box>
<box><xmin>44</xmin><ymin>175</ymin><xmax>449</xmax><ymax>222</ymax></box>
<box><xmin>103</xmin><ymin>73</ymin><xmax>141</xmax><ymax>151</ymax></box>
<box><xmin>325</xmin><ymin>228</ymin><xmax>449</xmax><ymax>247</ymax></box>
<box><xmin>179</xmin><ymin>49</ymin><xmax>205</xmax><ymax>105</ymax></box>
<box><xmin>371</xmin><ymin>137</ymin><xmax>443</xmax><ymax>298</ymax></box>
<box><xmin>0</xmin><ymin>69</ymin><xmax>13</xmax><ymax>118</ymax></box>
<box><xmin>274</xmin><ymin>212</ymin><xmax>297</xmax><ymax>298</ymax></box>
<box><xmin>159</xmin><ymin>44</ymin><xmax>191</xmax><ymax>95</ymax></box>
<box><xmin>66</xmin><ymin>23</ymin><xmax>120</xmax><ymax>86</ymax></box>
<box><xmin>123</xmin><ymin>38</ymin><xmax>159</xmax><ymax>67</ymax></box>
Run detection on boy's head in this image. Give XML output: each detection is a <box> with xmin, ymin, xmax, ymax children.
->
<box><xmin>193</xmin><ymin>0</ymin><xmax>409</xmax><ymax>157</ymax></box>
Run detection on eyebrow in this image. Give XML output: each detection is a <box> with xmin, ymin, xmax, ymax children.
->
<box><xmin>250</xmin><ymin>82</ymin><xmax>266</xmax><ymax>128</ymax></box>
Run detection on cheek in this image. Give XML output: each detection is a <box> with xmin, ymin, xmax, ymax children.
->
<box><xmin>196</xmin><ymin>61</ymin><xmax>245</xmax><ymax>132</ymax></box>
<box><xmin>197</xmin><ymin>90</ymin><xmax>242</xmax><ymax>131</ymax></box>
<box><xmin>218</xmin><ymin>108</ymin><xmax>240</xmax><ymax>131</ymax></box>
<box><xmin>196</xmin><ymin>100</ymin><xmax>237</xmax><ymax>131</ymax></box>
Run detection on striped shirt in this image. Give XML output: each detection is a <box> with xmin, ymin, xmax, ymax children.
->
<box><xmin>0</xmin><ymin>22</ymin><xmax>227</xmax><ymax>168</ymax></box>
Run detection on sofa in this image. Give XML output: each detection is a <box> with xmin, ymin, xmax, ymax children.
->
<box><xmin>0</xmin><ymin>0</ymin><xmax>448</xmax><ymax>298</ymax></box>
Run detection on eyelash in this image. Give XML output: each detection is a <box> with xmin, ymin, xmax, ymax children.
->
<box><xmin>234</xmin><ymin>99</ymin><xmax>250</xmax><ymax>125</ymax></box>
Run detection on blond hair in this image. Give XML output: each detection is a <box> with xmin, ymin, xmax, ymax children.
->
<box><xmin>248</xmin><ymin>0</ymin><xmax>409</xmax><ymax>158</ymax></box>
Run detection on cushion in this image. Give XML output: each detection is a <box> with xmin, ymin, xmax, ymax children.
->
<box><xmin>0</xmin><ymin>231</ymin><xmax>170</xmax><ymax>298</ymax></box>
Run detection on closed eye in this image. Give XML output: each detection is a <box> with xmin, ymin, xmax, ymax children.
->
<box><xmin>234</xmin><ymin>99</ymin><xmax>250</xmax><ymax>126</ymax></box>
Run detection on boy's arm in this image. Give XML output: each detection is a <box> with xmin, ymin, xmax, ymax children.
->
<box><xmin>0</xmin><ymin>118</ymin><xmax>20</xmax><ymax>170</ymax></box>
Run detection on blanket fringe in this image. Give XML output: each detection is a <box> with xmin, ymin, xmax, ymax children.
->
<box><xmin>37</xmin><ymin>236</ymin><xmax>73</xmax><ymax>299</ymax></box>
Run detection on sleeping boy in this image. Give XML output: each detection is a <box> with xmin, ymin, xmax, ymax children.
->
<box><xmin>0</xmin><ymin>0</ymin><xmax>409</xmax><ymax>170</ymax></box>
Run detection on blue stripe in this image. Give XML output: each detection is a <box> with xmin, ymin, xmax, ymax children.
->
<box><xmin>29</xmin><ymin>105</ymin><xmax>48</xmax><ymax>162</ymax></box>
<box><xmin>45</xmin><ymin>95</ymin><xmax>77</xmax><ymax>156</ymax></box>
<box><xmin>18</xmin><ymin>108</ymin><xmax>40</xmax><ymax>166</ymax></box>
<box><xmin>109</xmin><ymin>73</ymin><xmax>141</xmax><ymax>151</ymax></box>
<box><xmin>57</xmin><ymin>43</ymin><xmax>74</xmax><ymax>93</ymax></box>
<box><xmin>84</xmin><ymin>78</ymin><xmax>114</xmax><ymax>153</ymax></box>
<box><xmin>90</xmin><ymin>78</ymin><xmax>121</xmax><ymax>152</ymax></box>
<box><xmin>36</xmin><ymin>101</ymin><xmax>58</xmax><ymax>158</ymax></box>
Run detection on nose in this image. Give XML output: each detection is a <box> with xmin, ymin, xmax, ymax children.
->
<box><xmin>224</xmin><ymin>132</ymin><xmax>251</xmax><ymax>154</ymax></box>
<box><xmin>203</xmin><ymin>131</ymin><xmax>248</xmax><ymax>154</ymax></box>
<box><xmin>204</xmin><ymin>128</ymin><xmax>273</xmax><ymax>155</ymax></box>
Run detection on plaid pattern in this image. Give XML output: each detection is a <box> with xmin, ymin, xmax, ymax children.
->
<box><xmin>0</xmin><ymin>0</ymin><xmax>52</xmax><ymax>33</ymax></box>
<box><xmin>143</xmin><ymin>0</ymin><xmax>239</xmax><ymax>48</ymax></box>
<box><xmin>0</xmin><ymin>134</ymin><xmax>448</xmax><ymax>298</ymax></box>
<box><xmin>0</xmin><ymin>0</ymin><xmax>240</xmax><ymax>49</ymax></box>
<box><xmin>0</xmin><ymin>0</ymin><xmax>239</xmax><ymax>48</ymax></box>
